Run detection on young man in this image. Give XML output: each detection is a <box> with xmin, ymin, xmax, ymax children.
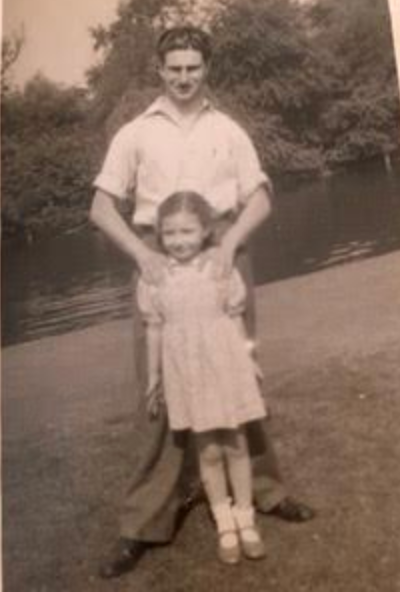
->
<box><xmin>91</xmin><ymin>26</ymin><xmax>313</xmax><ymax>579</ymax></box>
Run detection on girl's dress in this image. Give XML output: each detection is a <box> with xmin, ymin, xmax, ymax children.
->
<box><xmin>138</xmin><ymin>254</ymin><xmax>267</xmax><ymax>432</ymax></box>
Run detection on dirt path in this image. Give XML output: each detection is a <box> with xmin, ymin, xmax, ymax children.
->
<box><xmin>3</xmin><ymin>251</ymin><xmax>400</xmax><ymax>592</ymax></box>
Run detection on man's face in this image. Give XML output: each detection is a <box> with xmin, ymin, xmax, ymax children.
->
<box><xmin>159</xmin><ymin>49</ymin><xmax>208</xmax><ymax>107</ymax></box>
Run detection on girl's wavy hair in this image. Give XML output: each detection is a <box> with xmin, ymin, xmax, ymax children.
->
<box><xmin>156</xmin><ymin>26</ymin><xmax>212</xmax><ymax>64</ymax></box>
<box><xmin>156</xmin><ymin>191</ymin><xmax>216</xmax><ymax>248</ymax></box>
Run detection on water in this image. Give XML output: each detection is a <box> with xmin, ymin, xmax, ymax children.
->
<box><xmin>2</xmin><ymin>163</ymin><xmax>400</xmax><ymax>347</ymax></box>
<box><xmin>2</xmin><ymin>230</ymin><xmax>133</xmax><ymax>346</ymax></box>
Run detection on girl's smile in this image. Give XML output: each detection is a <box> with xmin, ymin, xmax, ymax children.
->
<box><xmin>161</xmin><ymin>211</ymin><xmax>208</xmax><ymax>263</ymax></box>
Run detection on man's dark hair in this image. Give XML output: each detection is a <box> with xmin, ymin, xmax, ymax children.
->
<box><xmin>156</xmin><ymin>26</ymin><xmax>212</xmax><ymax>64</ymax></box>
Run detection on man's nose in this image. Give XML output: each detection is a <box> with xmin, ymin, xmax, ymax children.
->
<box><xmin>178</xmin><ymin>69</ymin><xmax>189</xmax><ymax>84</ymax></box>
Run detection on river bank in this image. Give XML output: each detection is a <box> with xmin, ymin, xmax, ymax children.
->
<box><xmin>3</xmin><ymin>250</ymin><xmax>400</xmax><ymax>592</ymax></box>
<box><xmin>3</xmin><ymin>161</ymin><xmax>400</xmax><ymax>347</ymax></box>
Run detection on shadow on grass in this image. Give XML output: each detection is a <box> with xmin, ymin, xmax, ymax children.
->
<box><xmin>3</xmin><ymin>347</ymin><xmax>400</xmax><ymax>592</ymax></box>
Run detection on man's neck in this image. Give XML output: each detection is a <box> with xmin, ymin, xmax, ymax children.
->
<box><xmin>163</xmin><ymin>94</ymin><xmax>209</xmax><ymax>122</ymax></box>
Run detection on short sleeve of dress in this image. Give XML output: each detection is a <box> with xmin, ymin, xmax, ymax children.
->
<box><xmin>137</xmin><ymin>279</ymin><xmax>163</xmax><ymax>325</ymax></box>
<box><xmin>225</xmin><ymin>268</ymin><xmax>247</xmax><ymax>317</ymax></box>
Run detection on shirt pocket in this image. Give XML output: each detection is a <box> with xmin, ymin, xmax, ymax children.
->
<box><xmin>204</xmin><ymin>141</ymin><xmax>236</xmax><ymax>186</ymax></box>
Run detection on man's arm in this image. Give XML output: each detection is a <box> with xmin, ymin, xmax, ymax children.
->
<box><xmin>215</xmin><ymin>185</ymin><xmax>272</xmax><ymax>277</ymax></box>
<box><xmin>90</xmin><ymin>189</ymin><xmax>165</xmax><ymax>285</ymax></box>
<box><xmin>224</xmin><ymin>185</ymin><xmax>271</xmax><ymax>250</ymax></box>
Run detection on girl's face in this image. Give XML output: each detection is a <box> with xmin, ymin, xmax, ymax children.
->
<box><xmin>160</xmin><ymin>210</ymin><xmax>208</xmax><ymax>263</ymax></box>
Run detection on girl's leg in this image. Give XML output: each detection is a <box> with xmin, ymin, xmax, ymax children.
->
<box><xmin>196</xmin><ymin>431</ymin><xmax>240</xmax><ymax>564</ymax></box>
<box><xmin>222</xmin><ymin>428</ymin><xmax>252</xmax><ymax>508</ymax></box>
<box><xmin>222</xmin><ymin>428</ymin><xmax>266</xmax><ymax>560</ymax></box>
<box><xmin>196</xmin><ymin>431</ymin><xmax>228</xmax><ymax>507</ymax></box>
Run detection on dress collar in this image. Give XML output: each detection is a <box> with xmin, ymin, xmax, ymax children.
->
<box><xmin>166</xmin><ymin>253</ymin><xmax>205</xmax><ymax>271</ymax></box>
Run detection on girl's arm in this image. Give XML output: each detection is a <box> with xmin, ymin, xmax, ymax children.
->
<box><xmin>145</xmin><ymin>323</ymin><xmax>163</xmax><ymax>418</ymax></box>
<box><xmin>226</xmin><ymin>268</ymin><xmax>264</xmax><ymax>385</ymax></box>
<box><xmin>235</xmin><ymin>316</ymin><xmax>265</xmax><ymax>390</ymax></box>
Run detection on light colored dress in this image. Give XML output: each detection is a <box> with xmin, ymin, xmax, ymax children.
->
<box><xmin>137</xmin><ymin>254</ymin><xmax>267</xmax><ymax>433</ymax></box>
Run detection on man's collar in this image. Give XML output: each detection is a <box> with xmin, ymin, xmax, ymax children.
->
<box><xmin>143</xmin><ymin>96</ymin><xmax>213</xmax><ymax>123</ymax></box>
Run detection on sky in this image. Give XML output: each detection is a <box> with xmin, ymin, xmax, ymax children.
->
<box><xmin>3</xmin><ymin>0</ymin><xmax>121</xmax><ymax>87</ymax></box>
<box><xmin>2</xmin><ymin>0</ymin><xmax>400</xmax><ymax>92</ymax></box>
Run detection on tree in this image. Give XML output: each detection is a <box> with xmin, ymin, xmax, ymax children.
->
<box><xmin>1</xmin><ymin>76</ymin><xmax>101</xmax><ymax>240</ymax></box>
<box><xmin>209</xmin><ymin>0</ymin><xmax>327</xmax><ymax>174</ymax></box>
<box><xmin>1</xmin><ymin>30</ymin><xmax>24</xmax><ymax>95</ymax></box>
<box><xmin>86</xmin><ymin>0</ymin><xmax>177</xmax><ymax>125</ymax></box>
<box><xmin>307</xmin><ymin>0</ymin><xmax>400</xmax><ymax>166</ymax></box>
<box><xmin>2</xmin><ymin>74</ymin><xmax>88</xmax><ymax>136</ymax></box>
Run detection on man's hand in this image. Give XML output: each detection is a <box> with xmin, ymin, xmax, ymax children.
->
<box><xmin>137</xmin><ymin>247</ymin><xmax>167</xmax><ymax>286</ymax></box>
<box><xmin>210</xmin><ymin>235</ymin><xmax>237</xmax><ymax>279</ymax></box>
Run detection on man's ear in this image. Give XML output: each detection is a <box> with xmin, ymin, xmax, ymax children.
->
<box><xmin>157</xmin><ymin>60</ymin><xmax>166</xmax><ymax>82</ymax></box>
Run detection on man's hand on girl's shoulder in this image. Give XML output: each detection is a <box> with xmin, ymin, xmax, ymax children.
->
<box><xmin>137</xmin><ymin>248</ymin><xmax>168</xmax><ymax>286</ymax></box>
<box><xmin>208</xmin><ymin>242</ymin><xmax>236</xmax><ymax>280</ymax></box>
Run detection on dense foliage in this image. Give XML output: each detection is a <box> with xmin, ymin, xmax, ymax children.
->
<box><xmin>1</xmin><ymin>76</ymin><xmax>103</xmax><ymax>239</ymax></box>
<box><xmin>2</xmin><ymin>0</ymin><xmax>399</xmax><ymax>240</ymax></box>
<box><xmin>307</xmin><ymin>0</ymin><xmax>400</xmax><ymax>165</ymax></box>
<box><xmin>209</xmin><ymin>0</ymin><xmax>328</xmax><ymax>174</ymax></box>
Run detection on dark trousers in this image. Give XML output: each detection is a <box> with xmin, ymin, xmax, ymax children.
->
<box><xmin>119</xmin><ymin>227</ymin><xmax>286</xmax><ymax>542</ymax></box>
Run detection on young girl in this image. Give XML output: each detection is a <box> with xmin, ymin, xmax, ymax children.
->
<box><xmin>137</xmin><ymin>191</ymin><xmax>268</xmax><ymax>565</ymax></box>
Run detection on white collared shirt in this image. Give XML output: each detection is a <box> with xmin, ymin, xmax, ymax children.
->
<box><xmin>94</xmin><ymin>96</ymin><xmax>271</xmax><ymax>225</ymax></box>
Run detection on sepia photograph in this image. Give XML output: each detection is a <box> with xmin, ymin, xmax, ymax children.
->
<box><xmin>2</xmin><ymin>1</ymin><xmax>400</xmax><ymax>591</ymax></box>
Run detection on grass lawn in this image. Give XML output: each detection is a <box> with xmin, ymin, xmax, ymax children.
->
<box><xmin>3</xmin><ymin>250</ymin><xmax>400</xmax><ymax>592</ymax></box>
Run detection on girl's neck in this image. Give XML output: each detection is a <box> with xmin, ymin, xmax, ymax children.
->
<box><xmin>168</xmin><ymin>251</ymin><xmax>203</xmax><ymax>267</ymax></box>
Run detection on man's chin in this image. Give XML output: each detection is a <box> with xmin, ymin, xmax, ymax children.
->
<box><xmin>174</xmin><ymin>90</ymin><xmax>195</xmax><ymax>102</ymax></box>
<box><xmin>173</xmin><ymin>253</ymin><xmax>193</xmax><ymax>263</ymax></box>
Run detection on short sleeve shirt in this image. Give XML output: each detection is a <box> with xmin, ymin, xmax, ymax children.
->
<box><xmin>94</xmin><ymin>96</ymin><xmax>271</xmax><ymax>225</ymax></box>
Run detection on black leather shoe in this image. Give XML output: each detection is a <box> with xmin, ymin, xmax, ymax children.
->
<box><xmin>98</xmin><ymin>538</ymin><xmax>147</xmax><ymax>579</ymax></box>
<box><xmin>268</xmin><ymin>498</ymin><xmax>315</xmax><ymax>522</ymax></box>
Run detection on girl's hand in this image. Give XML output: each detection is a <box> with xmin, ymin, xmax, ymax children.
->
<box><xmin>245</xmin><ymin>341</ymin><xmax>264</xmax><ymax>385</ymax></box>
<box><xmin>137</xmin><ymin>247</ymin><xmax>167</xmax><ymax>286</ymax></box>
<box><xmin>253</xmin><ymin>359</ymin><xmax>264</xmax><ymax>385</ymax></box>
<box><xmin>247</xmin><ymin>348</ymin><xmax>269</xmax><ymax>415</ymax></box>
<box><xmin>145</xmin><ymin>376</ymin><xmax>163</xmax><ymax>419</ymax></box>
